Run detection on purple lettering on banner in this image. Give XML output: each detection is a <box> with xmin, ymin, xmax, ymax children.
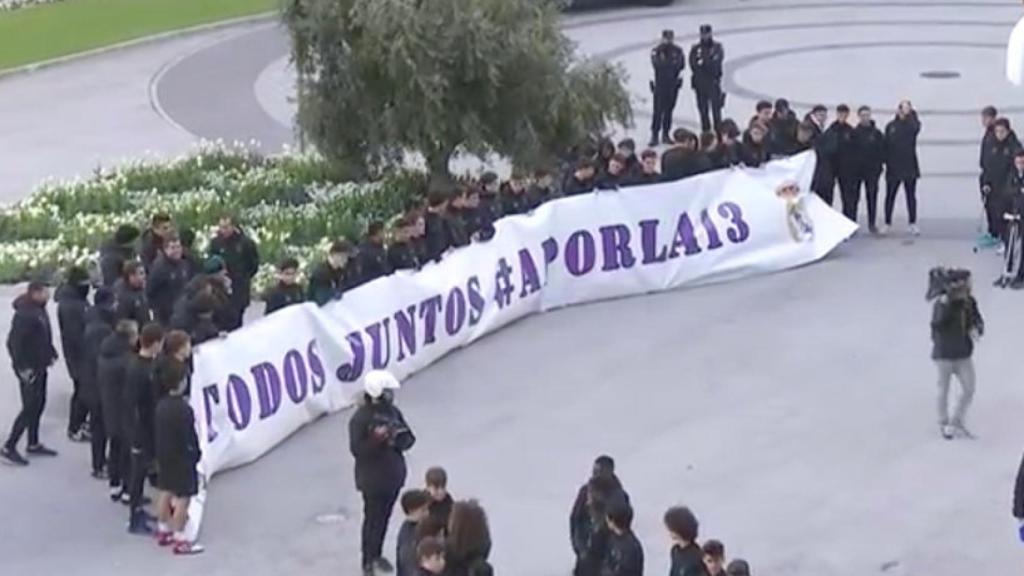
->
<box><xmin>445</xmin><ymin>287</ymin><xmax>467</xmax><ymax>336</ymax></box>
<box><xmin>599</xmin><ymin>224</ymin><xmax>637</xmax><ymax>271</ymax></box>
<box><xmin>366</xmin><ymin>318</ymin><xmax>392</xmax><ymax>369</ymax></box>
<box><xmin>518</xmin><ymin>248</ymin><xmax>541</xmax><ymax>297</ymax></box>
<box><xmin>700</xmin><ymin>208</ymin><xmax>724</xmax><ymax>250</ymax></box>
<box><xmin>251</xmin><ymin>362</ymin><xmax>282</xmax><ymax>420</ymax></box>
<box><xmin>308</xmin><ymin>339</ymin><xmax>326</xmax><ymax>393</ymax></box>
<box><xmin>541</xmin><ymin>237</ymin><xmax>559</xmax><ymax>268</ymax></box>
<box><xmin>225</xmin><ymin>374</ymin><xmax>252</xmax><ymax>431</ymax></box>
<box><xmin>283</xmin><ymin>349</ymin><xmax>309</xmax><ymax>404</ymax></box>
<box><xmin>565</xmin><ymin>230</ymin><xmax>596</xmax><ymax>276</ymax></box>
<box><xmin>418</xmin><ymin>295</ymin><xmax>443</xmax><ymax>345</ymax></box>
<box><xmin>669</xmin><ymin>212</ymin><xmax>701</xmax><ymax>258</ymax></box>
<box><xmin>394</xmin><ymin>305</ymin><xmax>417</xmax><ymax>362</ymax></box>
<box><xmin>718</xmin><ymin>202</ymin><xmax>751</xmax><ymax>243</ymax></box>
<box><xmin>336</xmin><ymin>331</ymin><xmax>365</xmax><ymax>382</ymax></box>
<box><xmin>201</xmin><ymin>384</ymin><xmax>220</xmax><ymax>443</ymax></box>
<box><xmin>493</xmin><ymin>258</ymin><xmax>515</xmax><ymax>309</ymax></box>
<box><xmin>467</xmin><ymin>276</ymin><xmax>485</xmax><ymax>326</ymax></box>
<box><xmin>639</xmin><ymin>219</ymin><xmax>668</xmax><ymax>264</ymax></box>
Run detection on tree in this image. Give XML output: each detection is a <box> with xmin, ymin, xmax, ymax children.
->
<box><xmin>284</xmin><ymin>0</ymin><xmax>632</xmax><ymax>179</ymax></box>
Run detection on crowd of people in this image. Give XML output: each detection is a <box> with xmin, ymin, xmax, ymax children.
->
<box><xmin>350</xmin><ymin>372</ymin><xmax>753</xmax><ymax>576</ymax></box>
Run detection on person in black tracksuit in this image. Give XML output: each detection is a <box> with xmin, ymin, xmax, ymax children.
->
<box><xmin>664</xmin><ymin>506</ymin><xmax>708</xmax><ymax>576</ymax></box>
<box><xmin>689</xmin><ymin>24</ymin><xmax>725</xmax><ymax>135</ymax></box>
<box><xmin>769</xmin><ymin>99</ymin><xmax>799</xmax><ymax>158</ymax></box>
<box><xmin>349</xmin><ymin>372</ymin><xmax>415</xmax><ymax>575</ymax></box>
<box><xmin>263</xmin><ymin>258</ymin><xmax>305</xmax><ymax>315</ymax></box>
<box><xmin>115</xmin><ymin>261</ymin><xmax>152</xmax><ymax>328</ymax></box>
<box><xmin>624</xmin><ymin>150</ymin><xmax>662</xmax><ymax>187</ymax></box>
<box><xmin>739</xmin><ymin>124</ymin><xmax>770</xmax><ymax>168</ymax></box>
<box><xmin>662</xmin><ymin>130</ymin><xmax>713</xmax><ymax>181</ymax></box>
<box><xmin>852</xmin><ymin>106</ymin><xmax>887</xmax><ymax>233</ymax></box>
<box><xmin>308</xmin><ymin>240</ymin><xmax>357</xmax><ymax>306</ymax></box>
<box><xmin>83</xmin><ymin>288</ymin><xmax>116</xmax><ymax>476</ymax></box>
<box><xmin>827</xmin><ymin>105</ymin><xmax>859</xmax><ymax>221</ymax></box>
<box><xmin>138</xmin><ymin>214</ymin><xmax>173</xmax><ymax>273</ymax></box>
<box><xmin>1</xmin><ymin>282</ymin><xmax>59</xmax><ymax>466</ymax></box>
<box><xmin>146</xmin><ymin>236</ymin><xmax>194</xmax><ymax>326</ymax></box>
<box><xmin>650</xmin><ymin>29</ymin><xmax>686</xmax><ymax>146</ymax></box>
<box><xmin>97</xmin><ymin>320</ymin><xmax>138</xmax><ymax>499</ymax></box>
<box><xmin>564</xmin><ymin>159</ymin><xmax>598</xmax><ymax>197</ymax></box>
<box><xmin>1000</xmin><ymin>153</ymin><xmax>1024</xmax><ymax>287</ymax></box>
<box><xmin>423</xmin><ymin>192</ymin><xmax>454</xmax><ymax>263</ymax></box>
<box><xmin>357</xmin><ymin>221</ymin><xmax>392</xmax><ymax>286</ymax></box>
<box><xmin>571</xmin><ymin>456</ymin><xmax>630</xmax><ymax>576</ymax></box>
<box><xmin>124</xmin><ymin>323</ymin><xmax>163</xmax><ymax>533</ymax></box>
<box><xmin>387</xmin><ymin>217</ymin><xmax>423</xmax><ymax>272</ymax></box>
<box><xmin>56</xmin><ymin>267</ymin><xmax>91</xmax><ymax>441</ymax></box>
<box><xmin>883</xmin><ymin>101</ymin><xmax>922</xmax><ymax>233</ymax></box>
<box><xmin>207</xmin><ymin>217</ymin><xmax>260</xmax><ymax>330</ymax></box>
<box><xmin>602</xmin><ymin>500</ymin><xmax>644</xmax><ymax>576</ymax></box>
<box><xmin>981</xmin><ymin>118</ymin><xmax>1022</xmax><ymax>244</ymax></box>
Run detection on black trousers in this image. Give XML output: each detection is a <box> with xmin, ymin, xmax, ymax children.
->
<box><xmin>90</xmin><ymin>400</ymin><xmax>107</xmax><ymax>474</ymax></box>
<box><xmin>857</xmin><ymin>173</ymin><xmax>881</xmax><ymax>228</ymax></box>
<box><xmin>885</xmin><ymin>177</ymin><xmax>918</xmax><ymax>225</ymax></box>
<box><xmin>5</xmin><ymin>369</ymin><xmax>48</xmax><ymax>450</ymax></box>
<box><xmin>361</xmin><ymin>489</ymin><xmax>400</xmax><ymax>567</ymax></box>
<box><xmin>838</xmin><ymin>175</ymin><xmax>860</xmax><ymax>222</ymax></box>
<box><xmin>986</xmin><ymin>190</ymin><xmax>1008</xmax><ymax>240</ymax></box>
<box><xmin>814</xmin><ymin>184</ymin><xmax>834</xmax><ymax>206</ymax></box>
<box><xmin>127</xmin><ymin>444</ymin><xmax>151</xmax><ymax>510</ymax></box>
<box><xmin>695</xmin><ymin>88</ymin><xmax>723</xmax><ymax>134</ymax></box>
<box><xmin>68</xmin><ymin>377</ymin><xmax>89</xmax><ymax>434</ymax></box>
<box><xmin>650</xmin><ymin>85</ymin><xmax>679</xmax><ymax>139</ymax></box>
<box><xmin>107</xmin><ymin>435</ymin><xmax>127</xmax><ymax>489</ymax></box>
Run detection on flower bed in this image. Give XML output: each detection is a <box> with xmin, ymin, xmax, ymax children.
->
<box><xmin>0</xmin><ymin>143</ymin><xmax>424</xmax><ymax>293</ymax></box>
<box><xmin>0</xmin><ymin>0</ymin><xmax>63</xmax><ymax>12</ymax></box>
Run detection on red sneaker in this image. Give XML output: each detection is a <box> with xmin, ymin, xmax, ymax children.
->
<box><xmin>173</xmin><ymin>541</ymin><xmax>205</xmax><ymax>555</ymax></box>
<box><xmin>156</xmin><ymin>531</ymin><xmax>174</xmax><ymax>547</ymax></box>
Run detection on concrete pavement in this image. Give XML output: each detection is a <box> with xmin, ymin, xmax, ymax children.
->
<box><xmin>1</xmin><ymin>0</ymin><xmax>1023</xmax><ymax>574</ymax></box>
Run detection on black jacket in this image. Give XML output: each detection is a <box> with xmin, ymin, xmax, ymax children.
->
<box><xmin>357</xmin><ymin>240</ymin><xmax>391</xmax><ymax>286</ymax></box>
<box><xmin>98</xmin><ymin>240</ymin><xmax>133</xmax><ymax>287</ymax></box>
<box><xmin>82</xmin><ymin>306</ymin><xmax>115</xmax><ymax>406</ymax></box>
<box><xmin>709</xmin><ymin>143</ymin><xmax>741</xmax><ymax>170</ymax></box>
<box><xmin>114</xmin><ymin>278</ymin><xmax>152</xmax><ymax>328</ymax></box>
<box><xmin>596</xmin><ymin>169</ymin><xmax>628</xmax><ymax>190</ymax></box>
<box><xmin>852</xmin><ymin>122</ymin><xmax>886</xmax><ymax>177</ymax></box>
<box><xmin>827</xmin><ymin>121</ymin><xmax>857</xmax><ymax>178</ymax></box>
<box><xmin>423</xmin><ymin>211</ymin><xmax>453</xmax><ymax>263</ymax></box>
<box><xmin>688</xmin><ymin>40</ymin><xmax>724</xmax><ymax>93</ymax></box>
<box><xmin>208</xmin><ymin>229</ymin><xmax>260</xmax><ymax>306</ymax></box>
<box><xmin>624</xmin><ymin>171</ymin><xmax>662</xmax><ymax>188</ymax></box>
<box><xmin>602</xmin><ymin>530</ymin><xmax>644</xmax><ymax>576</ymax></box>
<box><xmin>307</xmin><ymin>262</ymin><xmax>355</xmax><ymax>306</ymax></box>
<box><xmin>123</xmin><ymin>354</ymin><xmax>157</xmax><ymax>452</ymax></box>
<box><xmin>396</xmin><ymin>519</ymin><xmax>418</xmax><ymax>576</ymax></box>
<box><xmin>56</xmin><ymin>283</ymin><xmax>89</xmax><ymax>382</ymax></box>
<box><xmin>97</xmin><ymin>330</ymin><xmax>135</xmax><ymax>438</ymax></box>
<box><xmin>429</xmin><ymin>493</ymin><xmax>453</xmax><ymax>529</ymax></box>
<box><xmin>502</xmin><ymin>189</ymin><xmax>532</xmax><ymax>216</ymax></box>
<box><xmin>138</xmin><ymin>230</ymin><xmax>165</xmax><ymax>272</ymax></box>
<box><xmin>387</xmin><ymin>241</ymin><xmax>421</xmax><ymax>272</ymax></box>
<box><xmin>739</xmin><ymin>132</ymin><xmax>770</xmax><ymax>168</ymax></box>
<box><xmin>651</xmin><ymin>42</ymin><xmax>685</xmax><ymax>89</ymax></box>
<box><xmin>348</xmin><ymin>397</ymin><xmax>415</xmax><ymax>495</ymax></box>
<box><xmin>1014</xmin><ymin>451</ymin><xmax>1024</xmax><ymax>519</ymax></box>
<box><xmin>263</xmin><ymin>282</ymin><xmax>305</xmax><ymax>315</ymax></box>
<box><xmin>769</xmin><ymin>111</ymin><xmax>800</xmax><ymax>157</ymax></box>
<box><xmin>981</xmin><ymin>134</ymin><xmax>1022</xmax><ymax>191</ymax></box>
<box><xmin>811</xmin><ymin>128</ymin><xmax>838</xmax><ymax>193</ymax></box>
<box><xmin>154</xmin><ymin>394</ymin><xmax>201</xmax><ymax>497</ymax></box>
<box><xmin>564</xmin><ymin>175</ymin><xmax>596</xmax><ymax>197</ymax></box>
<box><xmin>669</xmin><ymin>542</ymin><xmax>709</xmax><ymax>576</ymax></box>
<box><xmin>7</xmin><ymin>294</ymin><xmax>57</xmax><ymax>373</ymax></box>
<box><xmin>527</xmin><ymin>184</ymin><xmax>558</xmax><ymax>210</ymax></box>
<box><xmin>884</xmin><ymin>113</ymin><xmax>922</xmax><ymax>180</ymax></box>
<box><xmin>445</xmin><ymin>556</ymin><xmax>494</xmax><ymax>576</ymax></box>
<box><xmin>930</xmin><ymin>296</ymin><xmax>983</xmax><ymax>360</ymax></box>
<box><xmin>662</xmin><ymin>148</ymin><xmax>714</xmax><ymax>181</ymax></box>
<box><xmin>146</xmin><ymin>254</ymin><xmax>193</xmax><ymax>325</ymax></box>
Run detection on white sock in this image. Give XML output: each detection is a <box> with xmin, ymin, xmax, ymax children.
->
<box><xmin>174</xmin><ymin>531</ymin><xmax>186</xmax><ymax>542</ymax></box>
<box><xmin>158</xmin><ymin>522</ymin><xmax>169</xmax><ymax>533</ymax></box>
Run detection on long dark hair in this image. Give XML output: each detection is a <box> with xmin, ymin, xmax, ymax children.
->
<box><xmin>447</xmin><ymin>500</ymin><xmax>491</xmax><ymax>565</ymax></box>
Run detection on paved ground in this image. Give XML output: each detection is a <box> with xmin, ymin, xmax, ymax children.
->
<box><xmin>1</xmin><ymin>0</ymin><xmax>1024</xmax><ymax>575</ymax></box>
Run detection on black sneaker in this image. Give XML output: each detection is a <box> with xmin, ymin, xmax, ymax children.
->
<box><xmin>661</xmin><ymin>134</ymin><xmax>674</xmax><ymax>145</ymax></box>
<box><xmin>374</xmin><ymin>558</ymin><xmax>395</xmax><ymax>573</ymax></box>
<box><xmin>361</xmin><ymin>565</ymin><xmax>375</xmax><ymax>576</ymax></box>
<box><xmin>26</xmin><ymin>444</ymin><xmax>57</xmax><ymax>457</ymax></box>
<box><xmin>647</xmin><ymin>136</ymin><xmax>658</xmax><ymax>148</ymax></box>
<box><xmin>91</xmin><ymin>468</ymin><xmax>108</xmax><ymax>480</ymax></box>
<box><xmin>127</xmin><ymin>510</ymin><xmax>155</xmax><ymax>536</ymax></box>
<box><xmin>0</xmin><ymin>446</ymin><xmax>28</xmax><ymax>466</ymax></box>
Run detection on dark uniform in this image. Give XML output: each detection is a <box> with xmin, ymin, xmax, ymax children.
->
<box><xmin>423</xmin><ymin>210</ymin><xmax>453</xmax><ymax>263</ymax></box>
<box><xmin>307</xmin><ymin>262</ymin><xmax>355</xmax><ymax>306</ymax></box>
<box><xmin>739</xmin><ymin>131</ymin><xmax>770</xmax><ymax>168</ymax></box>
<box><xmin>669</xmin><ymin>542</ymin><xmax>709</xmax><ymax>576</ymax></box>
<box><xmin>810</xmin><ymin>124</ymin><xmax>838</xmax><ymax>204</ymax></box>
<box><xmin>981</xmin><ymin>132</ymin><xmax>1022</xmax><ymax>240</ymax></box>
<box><xmin>207</xmin><ymin>228</ymin><xmax>260</xmax><ymax>330</ymax></box>
<box><xmin>852</xmin><ymin>121</ymin><xmax>886</xmax><ymax>230</ymax></box>
<box><xmin>827</xmin><ymin>120</ymin><xmax>858</xmax><ymax>221</ymax></box>
<box><xmin>357</xmin><ymin>240</ymin><xmax>391</xmax><ymax>286</ymax></box>
<box><xmin>83</xmin><ymin>298</ymin><xmax>116</xmax><ymax>475</ymax></box>
<box><xmin>123</xmin><ymin>352</ymin><xmax>158</xmax><ymax>526</ymax></box>
<box><xmin>56</xmin><ymin>281</ymin><xmax>90</xmax><ymax>437</ymax></box>
<box><xmin>3</xmin><ymin>293</ymin><xmax>58</xmax><ymax>454</ymax></box>
<box><xmin>650</xmin><ymin>34</ymin><xmax>685</xmax><ymax>145</ymax></box>
<box><xmin>97</xmin><ymin>329</ymin><xmax>135</xmax><ymax>492</ymax></box>
<box><xmin>114</xmin><ymin>278</ymin><xmax>152</xmax><ymax>328</ymax></box>
<box><xmin>769</xmin><ymin>110</ymin><xmax>800</xmax><ymax>157</ymax></box>
<box><xmin>603</xmin><ymin>530</ymin><xmax>644</xmax><ymax>576</ymax></box>
<box><xmin>154</xmin><ymin>393</ymin><xmax>201</xmax><ymax>498</ymax></box>
<box><xmin>146</xmin><ymin>254</ymin><xmax>193</xmax><ymax>325</ymax></box>
<box><xmin>1002</xmin><ymin>169</ymin><xmax>1024</xmax><ymax>284</ymax></box>
<box><xmin>263</xmin><ymin>282</ymin><xmax>305</xmax><ymax>315</ymax></box>
<box><xmin>689</xmin><ymin>27</ymin><xmax>725</xmax><ymax>134</ymax></box>
<box><xmin>662</xmin><ymin>148</ymin><xmax>713</xmax><ymax>181</ymax></box>
<box><xmin>387</xmin><ymin>241</ymin><xmax>421</xmax><ymax>272</ymax></box>
<box><xmin>883</xmin><ymin>112</ymin><xmax>922</xmax><ymax>227</ymax></box>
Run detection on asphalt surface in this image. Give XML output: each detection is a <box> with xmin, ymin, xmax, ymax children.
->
<box><xmin>1</xmin><ymin>0</ymin><xmax>1024</xmax><ymax>575</ymax></box>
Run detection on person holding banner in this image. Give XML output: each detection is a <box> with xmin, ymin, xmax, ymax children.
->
<box><xmin>350</xmin><ymin>370</ymin><xmax>416</xmax><ymax>576</ymax></box>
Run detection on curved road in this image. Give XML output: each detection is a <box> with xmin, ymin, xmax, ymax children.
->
<box><xmin>1</xmin><ymin>1</ymin><xmax>1024</xmax><ymax>575</ymax></box>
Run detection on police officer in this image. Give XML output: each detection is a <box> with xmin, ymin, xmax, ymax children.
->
<box><xmin>689</xmin><ymin>24</ymin><xmax>725</xmax><ymax>135</ymax></box>
<box><xmin>649</xmin><ymin>29</ymin><xmax>685</xmax><ymax>147</ymax></box>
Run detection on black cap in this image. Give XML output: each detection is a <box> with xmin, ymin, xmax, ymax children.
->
<box><xmin>661</xmin><ymin>29</ymin><xmax>674</xmax><ymax>39</ymax></box>
<box><xmin>700</xmin><ymin>24</ymin><xmax>713</xmax><ymax>34</ymax></box>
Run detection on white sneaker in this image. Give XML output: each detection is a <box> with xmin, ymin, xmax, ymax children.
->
<box><xmin>909</xmin><ymin>224</ymin><xmax>920</xmax><ymax>236</ymax></box>
<box><xmin>878</xmin><ymin>224</ymin><xmax>890</xmax><ymax>236</ymax></box>
<box><xmin>997</xmin><ymin>244</ymin><xmax>1005</xmax><ymax>256</ymax></box>
<box><xmin>941</xmin><ymin>424</ymin><xmax>954</xmax><ymax>440</ymax></box>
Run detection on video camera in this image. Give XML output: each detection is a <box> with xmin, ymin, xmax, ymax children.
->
<box><xmin>369</xmin><ymin>411</ymin><xmax>414</xmax><ymax>451</ymax></box>
<box><xmin>926</xmin><ymin>266</ymin><xmax>972</xmax><ymax>301</ymax></box>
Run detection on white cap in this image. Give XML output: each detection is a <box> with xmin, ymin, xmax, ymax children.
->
<box><xmin>363</xmin><ymin>370</ymin><xmax>401</xmax><ymax>399</ymax></box>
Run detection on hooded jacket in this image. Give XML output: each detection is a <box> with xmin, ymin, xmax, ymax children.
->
<box><xmin>56</xmin><ymin>283</ymin><xmax>89</xmax><ymax>382</ymax></box>
<box><xmin>981</xmin><ymin>132</ymin><xmax>1022</xmax><ymax>191</ymax></box>
<box><xmin>82</xmin><ymin>305</ymin><xmax>116</xmax><ymax>405</ymax></box>
<box><xmin>884</xmin><ymin>113</ymin><xmax>922</xmax><ymax>180</ymax></box>
<box><xmin>123</xmin><ymin>353</ymin><xmax>158</xmax><ymax>452</ymax></box>
<box><xmin>7</xmin><ymin>293</ymin><xmax>57</xmax><ymax>373</ymax></box>
<box><xmin>97</xmin><ymin>330</ymin><xmax>136</xmax><ymax>438</ymax></box>
<box><xmin>146</xmin><ymin>253</ymin><xmax>193</xmax><ymax>325</ymax></box>
<box><xmin>114</xmin><ymin>278</ymin><xmax>152</xmax><ymax>328</ymax></box>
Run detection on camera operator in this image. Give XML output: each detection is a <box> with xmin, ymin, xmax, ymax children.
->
<box><xmin>349</xmin><ymin>370</ymin><xmax>416</xmax><ymax>576</ymax></box>
<box><xmin>929</xmin><ymin>269</ymin><xmax>984</xmax><ymax>440</ymax></box>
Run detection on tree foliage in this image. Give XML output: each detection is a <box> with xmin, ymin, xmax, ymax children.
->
<box><xmin>284</xmin><ymin>0</ymin><xmax>632</xmax><ymax>177</ymax></box>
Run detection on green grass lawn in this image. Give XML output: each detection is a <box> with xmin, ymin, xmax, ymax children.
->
<box><xmin>0</xmin><ymin>0</ymin><xmax>279</xmax><ymax>72</ymax></box>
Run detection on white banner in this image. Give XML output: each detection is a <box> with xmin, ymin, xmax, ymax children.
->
<box><xmin>185</xmin><ymin>152</ymin><xmax>854</xmax><ymax>536</ymax></box>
